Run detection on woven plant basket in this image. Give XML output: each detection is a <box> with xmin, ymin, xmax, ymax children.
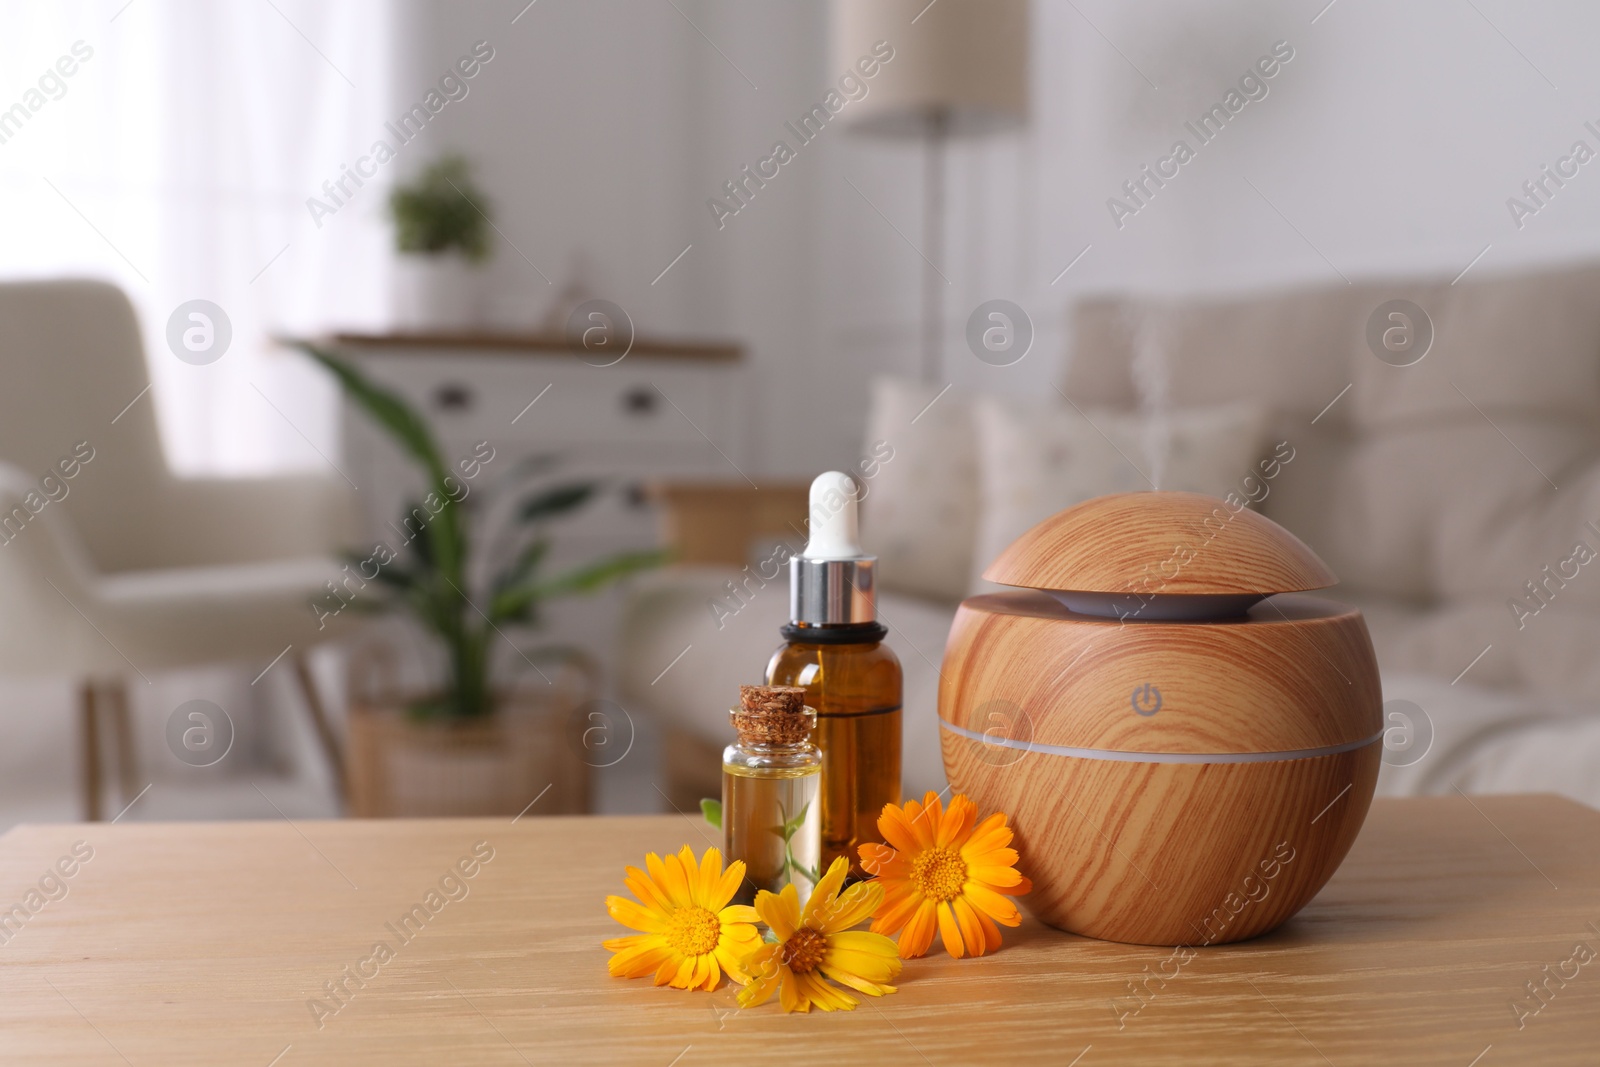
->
<box><xmin>345</xmin><ymin>647</ymin><xmax>595</xmax><ymax>817</ymax></box>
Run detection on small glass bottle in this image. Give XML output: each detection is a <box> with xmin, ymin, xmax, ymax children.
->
<box><xmin>723</xmin><ymin>685</ymin><xmax>823</xmax><ymax>906</ymax></box>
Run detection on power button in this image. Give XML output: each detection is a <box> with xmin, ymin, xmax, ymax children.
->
<box><xmin>1131</xmin><ymin>683</ymin><xmax>1163</xmax><ymax>716</ymax></box>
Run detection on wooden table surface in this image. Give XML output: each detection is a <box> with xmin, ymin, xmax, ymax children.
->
<box><xmin>1</xmin><ymin>795</ymin><xmax>1597</xmax><ymax>1065</ymax></box>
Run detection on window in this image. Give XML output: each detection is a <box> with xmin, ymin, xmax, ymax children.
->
<box><xmin>0</xmin><ymin>0</ymin><xmax>396</xmax><ymax>475</ymax></box>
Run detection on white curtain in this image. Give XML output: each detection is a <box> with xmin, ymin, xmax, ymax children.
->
<box><xmin>0</xmin><ymin>0</ymin><xmax>397</xmax><ymax>475</ymax></box>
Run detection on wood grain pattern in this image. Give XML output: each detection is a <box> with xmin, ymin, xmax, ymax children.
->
<box><xmin>940</xmin><ymin>592</ymin><xmax>1382</xmax><ymax>753</ymax></box>
<box><xmin>983</xmin><ymin>491</ymin><xmax>1336</xmax><ymax>595</ymax></box>
<box><xmin>939</xmin><ymin>571</ymin><xmax>1382</xmax><ymax>944</ymax></box>
<box><xmin>943</xmin><ymin>730</ymin><xmax>1380</xmax><ymax>944</ymax></box>
<box><xmin>1</xmin><ymin>799</ymin><xmax>1597</xmax><ymax>1065</ymax></box>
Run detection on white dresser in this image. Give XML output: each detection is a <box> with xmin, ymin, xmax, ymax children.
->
<box><xmin>327</xmin><ymin>332</ymin><xmax>745</xmax><ymax>682</ymax></box>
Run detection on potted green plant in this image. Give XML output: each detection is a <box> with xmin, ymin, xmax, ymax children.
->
<box><xmin>300</xmin><ymin>344</ymin><xmax>664</xmax><ymax>815</ymax></box>
<box><xmin>388</xmin><ymin>155</ymin><xmax>492</xmax><ymax>330</ymax></box>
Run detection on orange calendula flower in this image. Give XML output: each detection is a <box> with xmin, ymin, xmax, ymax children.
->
<box><xmin>737</xmin><ymin>856</ymin><xmax>902</xmax><ymax>1013</ymax></box>
<box><xmin>859</xmin><ymin>791</ymin><xmax>1032</xmax><ymax>959</ymax></box>
<box><xmin>604</xmin><ymin>845</ymin><xmax>761</xmax><ymax>991</ymax></box>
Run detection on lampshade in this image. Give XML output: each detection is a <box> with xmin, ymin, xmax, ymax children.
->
<box><xmin>830</xmin><ymin>0</ymin><xmax>1029</xmax><ymax>138</ymax></box>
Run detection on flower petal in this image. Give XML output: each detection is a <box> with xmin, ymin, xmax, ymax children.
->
<box><xmin>692</xmin><ymin>952</ymin><xmax>716</xmax><ymax>990</ymax></box>
<box><xmin>606</xmin><ymin>936</ymin><xmax>677</xmax><ymax>979</ymax></box>
<box><xmin>869</xmin><ymin>882</ymin><xmax>924</xmax><ymax>936</ymax></box>
<box><xmin>669</xmin><ymin>953</ymin><xmax>701</xmax><ymax>989</ymax></box>
<box><xmin>937</xmin><ymin>793</ymin><xmax>977</xmax><ymax>848</ymax></box>
<box><xmin>935</xmin><ymin>900</ymin><xmax>967</xmax><ymax>958</ymax></box>
<box><xmin>796</xmin><ymin>968</ymin><xmax>858</xmax><ymax>1012</ymax></box>
<box><xmin>715</xmin><ymin>936</ymin><xmax>757</xmax><ymax>985</ymax></box>
<box><xmin>819</xmin><ymin>879</ymin><xmax>883</xmax><ymax>934</ymax></box>
<box><xmin>741</xmin><ymin>942</ymin><xmax>780</xmax><ymax>978</ymax></box>
<box><xmin>823</xmin><ymin>930</ymin><xmax>904</xmax><ymax>984</ymax></box>
<box><xmin>970</xmin><ymin>864</ymin><xmax>1026</xmax><ymax>890</ymax></box>
<box><xmin>718</xmin><ymin>904</ymin><xmax>759</xmax><ymax>925</ymax></box>
<box><xmin>820</xmin><ymin>963</ymin><xmax>896</xmax><ymax>998</ymax></box>
<box><xmin>963</xmin><ymin>882</ymin><xmax>1025</xmax><ymax>927</ymax></box>
<box><xmin>951</xmin><ymin>896</ymin><xmax>991</xmax><ymax>956</ymax></box>
<box><xmin>778</xmin><ymin>967</ymin><xmax>810</xmax><ymax>1013</ymax></box>
<box><xmin>693</xmin><ymin>952</ymin><xmax>717</xmax><ymax>991</ymax></box>
<box><xmin>601</xmin><ymin>933</ymin><xmax>649</xmax><ymax>952</ymax></box>
<box><xmin>654</xmin><ymin>953</ymin><xmax>684</xmax><ymax>986</ymax></box>
<box><xmin>962</xmin><ymin>813</ymin><xmax>1014</xmax><ymax>856</ymax></box>
<box><xmin>737</xmin><ymin>948</ymin><xmax>781</xmax><ymax>1007</ymax></box>
<box><xmin>678</xmin><ymin>845</ymin><xmax>708</xmax><ymax>907</ymax></box>
<box><xmin>879</xmin><ymin>805</ymin><xmax>925</xmax><ymax>856</ymax></box>
<box><xmin>755</xmin><ymin>885</ymin><xmax>800</xmax><ymax>942</ymax></box>
<box><xmin>858</xmin><ymin>841</ymin><xmax>908</xmax><ymax>878</ymax></box>
<box><xmin>908</xmin><ymin>792</ymin><xmax>943</xmax><ymax>848</ymax></box>
<box><xmin>623</xmin><ymin>866</ymin><xmax>674</xmax><ymax>914</ymax></box>
<box><xmin>897</xmin><ymin>898</ymin><xmax>939</xmax><ymax>958</ymax></box>
<box><xmin>719</xmin><ymin>922</ymin><xmax>761</xmax><ymax>955</ymax></box>
<box><xmin>606</xmin><ymin>895</ymin><xmax>668</xmax><ymax>934</ymax></box>
<box><xmin>696</xmin><ymin>846</ymin><xmax>724</xmax><ymax>907</ymax></box>
<box><xmin>710</xmin><ymin>859</ymin><xmax>747</xmax><ymax>911</ymax></box>
<box><xmin>961</xmin><ymin>845</ymin><xmax>1020</xmax><ymax>869</ymax></box>
<box><xmin>971</xmin><ymin>899</ymin><xmax>1003</xmax><ymax>950</ymax></box>
<box><xmin>802</xmin><ymin>856</ymin><xmax>850</xmax><ymax>928</ymax></box>
<box><xmin>648</xmin><ymin>851</ymin><xmax>692</xmax><ymax>910</ymax></box>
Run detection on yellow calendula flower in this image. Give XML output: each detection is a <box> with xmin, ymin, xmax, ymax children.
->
<box><xmin>859</xmin><ymin>791</ymin><xmax>1032</xmax><ymax>959</ymax></box>
<box><xmin>604</xmin><ymin>845</ymin><xmax>761</xmax><ymax>991</ymax></box>
<box><xmin>738</xmin><ymin>856</ymin><xmax>902</xmax><ymax>1013</ymax></box>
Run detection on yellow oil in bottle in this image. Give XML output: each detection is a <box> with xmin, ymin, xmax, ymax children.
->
<box><xmin>722</xmin><ymin>762</ymin><xmax>822</xmax><ymax>906</ymax></box>
<box><xmin>766</xmin><ymin>638</ymin><xmax>901</xmax><ymax>876</ymax></box>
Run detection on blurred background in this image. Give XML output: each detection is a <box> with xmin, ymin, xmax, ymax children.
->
<box><xmin>4</xmin><ymin>0</ymin><xmax>1600</xmax><ymax>830</ymax></box>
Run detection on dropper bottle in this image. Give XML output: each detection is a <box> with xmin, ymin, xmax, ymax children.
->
<box><xmin>764</xmin><ymin>472</ymin><xmax>903</xmax><ymax>876</ymax></box>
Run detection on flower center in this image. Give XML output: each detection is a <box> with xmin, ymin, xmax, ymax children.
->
<box><xmin>912</xmin><ymin>846</ymin><xmax>968</xmax><ymax>902</ymax></box>
<box><xmin>780</xmin><ymin>927</ymin><xmax>828</xmax><ymax>974</ymax></box>
<box><xmin>666</xmin><ymin>906</ymin><xmax>722</xmax><ymax>957</ymax></box>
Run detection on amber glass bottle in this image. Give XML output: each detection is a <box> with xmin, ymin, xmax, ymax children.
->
<box><xmin>766</xmin><ymin>631</ymin><xmax>901</xmax><ymax>876</ymax></box>
<box><xmin>769</xmin><ymin>471</ymin><xmax>903</xmax><ymax>876</ymax></box>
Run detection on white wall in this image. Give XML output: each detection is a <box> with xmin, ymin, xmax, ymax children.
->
<box><xmin>414</xmin><ymin>0</ymin><xmax>1600</xmax><ymax>477</ymax></box>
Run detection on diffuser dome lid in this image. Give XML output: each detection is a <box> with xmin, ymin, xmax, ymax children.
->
<box><xmin>982</xmin><ymin>491</ymin><xmax>1336</xmax><ymax>597</ymax></box>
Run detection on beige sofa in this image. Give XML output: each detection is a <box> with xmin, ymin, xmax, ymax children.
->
<box><xmin>621</xmin><ymin>262</ymin><xmax>1600</xmax><ymax>810</ymax></box>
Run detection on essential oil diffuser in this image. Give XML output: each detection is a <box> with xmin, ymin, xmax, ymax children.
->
<box><xmin>939</xmin><ymin>492</ymin><xmax>1382</xmax><ymax>946</ymax></box>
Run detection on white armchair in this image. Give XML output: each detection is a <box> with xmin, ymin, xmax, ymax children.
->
<box><xmin>0</xmin><ymin>279</ymin><xmax>356</xmax><ymax>819</ymax></box>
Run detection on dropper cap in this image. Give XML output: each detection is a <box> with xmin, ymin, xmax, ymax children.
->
<box><xmin>790</xmin><ymin>471</ymin><xmax>877</xmax><ymax>625</ymax></box>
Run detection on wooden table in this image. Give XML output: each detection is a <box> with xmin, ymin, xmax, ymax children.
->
<box><xmin>1</xmin><ymin>795</ymin><xmax>1597</xmax><ymax>1065</ymax></box>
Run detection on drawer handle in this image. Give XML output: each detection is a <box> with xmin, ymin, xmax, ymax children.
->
<box><xmin>622</xmin><ymin>386</ymin><xmax>659</xmax><ymax>416</ymax></box>
<box><xmin>433</xmin><ymin>382</ymin><xmax>474</xmax><ymax>412</ymax></box>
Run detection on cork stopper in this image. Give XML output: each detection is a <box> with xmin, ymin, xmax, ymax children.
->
<box><xmin>731</xmin><ymin>685</ymin><xmax>815</xmax><ymax>746</ymax></box>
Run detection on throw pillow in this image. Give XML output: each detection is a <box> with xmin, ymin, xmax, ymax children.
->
<box><xmin>859</xmin><ymin>376</ymin><xmax>978</xmax><ymax>603</ymax></box>
<box><xmin>971</xmin><ymin>396</ymin><xmax>1269</xmax><ymax>592</ymax></box>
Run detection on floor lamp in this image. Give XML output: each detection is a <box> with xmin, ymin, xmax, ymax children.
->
<box><xmin>832</xmin><ymin>0</ymin><xmax>1029</xmax><ymax>383</ymax></box>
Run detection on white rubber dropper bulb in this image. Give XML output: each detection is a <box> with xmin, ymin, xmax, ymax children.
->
<box><xmin>802</xmin><ymin>471</ymin><xmax>863</xmax><ymax>560</ymax></box>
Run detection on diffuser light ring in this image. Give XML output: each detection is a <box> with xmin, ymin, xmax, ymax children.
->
<box><xmin>982</xmin><ymin>490</ymin><xmax>1336</xmax><ymax>596</ymax></box>
<box><xmin>938</xmin><ymin>718</ymin><xmax>1384</xmax><ymax>763</ymax></box>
